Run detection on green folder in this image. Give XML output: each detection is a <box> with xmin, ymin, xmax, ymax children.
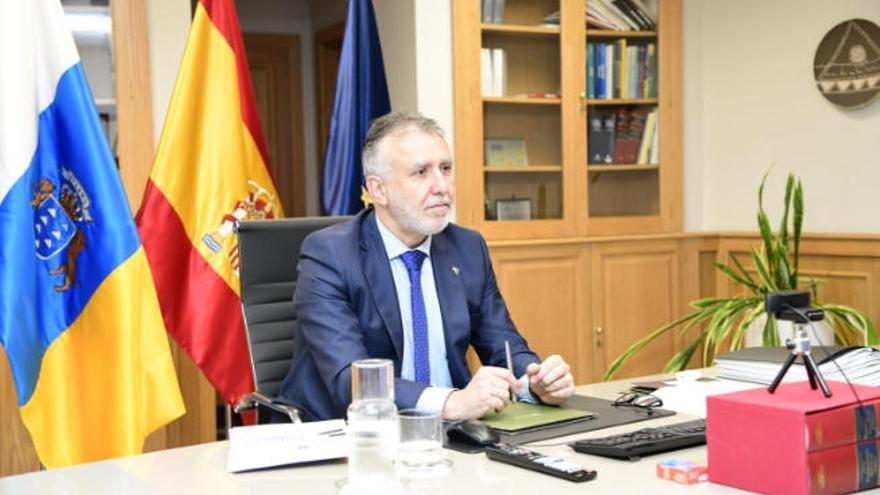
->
<box><xmin>480</xmin><ymin>402</ymin><xmax>595</xmax><ymax>432</ymax></box>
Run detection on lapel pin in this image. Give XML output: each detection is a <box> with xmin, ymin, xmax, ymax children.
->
<box><xmin>452</xmin><ymin>266</ymin><xmax>460</xmax><ymax>275</ymax></box>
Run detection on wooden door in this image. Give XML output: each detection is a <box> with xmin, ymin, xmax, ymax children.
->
<box><xmin>243</xmin><ymin>33</ymin><xmax>306</xmax><ymax>216</ymax></box>
<box><xmin>591</xmin><ymin>240</ymin><xmax>682</xmax><ymax>380</ymax></box>
<box><xmin>488</xmin><ymin>244</ymin><xmax>591</xmax><ymax>384</ymax></box>
<box><xmin>313</xmin><ymin>23</ymin><xmax>345</xmax><ymax>175</ymax></box>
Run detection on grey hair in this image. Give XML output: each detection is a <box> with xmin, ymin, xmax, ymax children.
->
<box><xmin>361</xmin><ymin>112</ymin><xmax>445</xmax><ymax>179</ymax></box>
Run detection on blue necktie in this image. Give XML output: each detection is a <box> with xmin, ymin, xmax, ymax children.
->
<box><xmin>400</xmin><ymin>250</ymin><xmax>430</xmax><ymax>385</ymax></box>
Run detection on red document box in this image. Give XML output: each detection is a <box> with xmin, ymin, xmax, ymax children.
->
<box><xmin>707</xmin><ymin>381</ymin><xmax>880</xmax><ymax>495</ymax></box>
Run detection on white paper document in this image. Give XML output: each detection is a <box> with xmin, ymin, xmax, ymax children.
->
<box><xmin>227</xmin><ymin>419</ymin><xmax>347</xmax><ymax>473</ymax></box>
<box><xmin>652</xmin><ymin>379</ymin><xmax>762</xmax><ymax>418</ymax></box>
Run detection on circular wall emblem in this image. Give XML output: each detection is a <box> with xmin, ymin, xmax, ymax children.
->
<box><xmin>813</xmin><ymin>19</ymin><xmax>880</xmax><ymax>109</ymax></box>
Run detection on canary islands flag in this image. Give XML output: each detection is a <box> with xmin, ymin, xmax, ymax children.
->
<box><xmin>0</xmin><ymin>0</ymin><xmax>184</xmax><ymax>468</ymax></box>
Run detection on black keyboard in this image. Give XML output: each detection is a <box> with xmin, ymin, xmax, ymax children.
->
<box><xmin>569</xmin><ymin>419</ymin><xmax>706</xmax><ymax>460</ymax></box>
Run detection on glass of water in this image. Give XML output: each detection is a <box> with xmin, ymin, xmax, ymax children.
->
<box><xmin>396</xmin><ymin>409</ymin><xmax>450</xmax><ymax>479</ymax></box>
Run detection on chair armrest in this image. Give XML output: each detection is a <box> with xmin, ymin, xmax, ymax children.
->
<box><xmin>235</xmin><ymin>392</ymin><xmax>303</xmax><ymax>423</ymax></box>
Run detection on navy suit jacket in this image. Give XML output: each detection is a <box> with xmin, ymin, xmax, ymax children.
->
<box><xmin>276</xmin><ymin>208</ymin><xmax>539</xmax><ymax>421</ymax></box>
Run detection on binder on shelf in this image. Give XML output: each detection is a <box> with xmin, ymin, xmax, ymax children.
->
<box><xmin>491</xmin><ymin>48</ymin><xmax>507</xmax><ymax>97</ymax></box>
<box><xmin>588</xmin><ymin>112</ymin><xmax>605</xmax><ymax>164</ymax></box>
<box><xmin>601</xmin><ymin>111</ymin><xmax>617</xmax><ymax>164</ymax></box>
<box><xmin>491</xmin><ymin>0</ymin><xmax>505</xmax><ymax>24</ymax></box>
<box><xmin>481</xmin><ymin>48</ymin><xmax>493</xmax><ymax>96</ymax></box>
<box><xmin>481</xmin><ymin>0</ymin><xmax>494</xmax><ymax>23</ymax></box>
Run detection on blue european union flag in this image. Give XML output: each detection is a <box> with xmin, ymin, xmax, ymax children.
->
<box><xmin>320</xmin><ymin>0</ymin><xmax>390</xmax><ymax>216</ymax></box>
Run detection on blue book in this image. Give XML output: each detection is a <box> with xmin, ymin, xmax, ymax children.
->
<box><xmin>598</xmin><ymin>43</ymin><xmax>604</xmax><ymax>99</ymax></box>
<box><xmin>587</xmin><ymin>43</ymin><xmax>595</xmax><ymax>99</ymax></box>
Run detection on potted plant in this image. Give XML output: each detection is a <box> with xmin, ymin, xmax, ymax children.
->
<box><xmin>604</xmin><ymin>172</ymin><xmax>877</xmax><ymax>380</ymax></box>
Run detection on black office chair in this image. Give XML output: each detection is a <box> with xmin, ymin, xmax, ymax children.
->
<box><xmin>235</xmin><ymin>216</ymin><xmax>351</xmax><ymax>423</ymax></box>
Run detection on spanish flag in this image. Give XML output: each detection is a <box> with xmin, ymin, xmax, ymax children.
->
<box><xmin>0</xmin><ymin>0</ymin><xmax>184</xmax><ymax>467</ymax></box>
<box><xmin>136</xmin><ymin>0</ymin><xmax>283</xmax><ymax>403</ymax></box>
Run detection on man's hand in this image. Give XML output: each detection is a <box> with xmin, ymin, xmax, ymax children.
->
<box><xmin>442</xmin><ymin>366</ymin><xmax>520</xmax><ymax>420</ymax></box>
<box><xmin>526</xmin><ymin>355</ymin><xmax>575</xmax><ymax>405</ymax></box>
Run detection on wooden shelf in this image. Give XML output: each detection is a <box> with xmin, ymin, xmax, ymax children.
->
<box><xmin>584</xmin><ymin>98</ymin><xmax>658</xmax><ymax>106</ymax></box>
<box><xmin>588</xmin><ymin>164</ymin><xmax>659</xmax><ymax>172</ymax></box>
<box><xmin>483</xmin><ymin>96</ymin><xmax>561</xmax><ymax>105</ymax></box>
<box><xmin>485</xmin><ymin>165</ymin><xmax>562</xmax><ymax>173</ymax></box>
<box><xmin>586</xmin><ymin>29</ymin><xmax>657</xmax><ymax>38</ymax></box>
<box><xmin>482</xmin><ymin>24</ymin><xmax>560</xmax><ymax>36</ymax></box>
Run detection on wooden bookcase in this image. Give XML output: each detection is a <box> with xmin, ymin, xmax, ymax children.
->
<box><xmin>452</xmin><ymin>0</ymin><xmax>682</xmax><ymax>240</ymax></box>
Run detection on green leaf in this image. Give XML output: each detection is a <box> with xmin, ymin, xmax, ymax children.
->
<box><xmin>663</xmin><ymin>335</ymin><xmax>706</xmax><ymax>373</ymax></box>
<box><xmin>762</xmin><ymin>314</ymin><xmax>781</xmax><ymax>347</ymax></box>
<box><xmin>690</xmin><ymin>297</ymin><xmax>728</xmax><ymax>309</ymax></box>
<box><xmin>750</xmin><ymin>246</ymin><xmax>777</xmax><ymax>291</ymax></box>
<box><xmin>603</xmin><ymin>311</ymin><xmax>707</xmax><ymax>381</ymax></box>
<box><xmin>757</xmin><ymin>210</ymin><xmax>776</xmax><ymax>281</ymax></box>
<box><xmin>729</xmin><ymin>253</ymin><xmax>759</xmax><ymax>292</ymax></box>
<box><xmin>792</xmin><ymin>179</ymin><xmax>803</xmax><ymax>286</ymax></box>
<box><xmin>730</xmin><ymin>302</ymin><xmax>766</xmax><ymax>350</ymax></box>
<box><xmin>713</xmin><ymin>262</ymin><xmax>760</xmax><ymax>292</ymax></box>
<box><xmin>775</xmin><ymin>241</ymin><xmax>793</xmax><ymax>290</ymax></box>
<box><xmin>778</xmin><ymin>173</ymin><xmax>794</xmax><ymax>246</ymax></box>
<box><xmin>819</xmin><ymin>304</ymin><xmax>878</xmax><ymax>345</ymax></box>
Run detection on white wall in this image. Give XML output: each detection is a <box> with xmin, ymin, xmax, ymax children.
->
<box><xmin>683</xmin><ymin>0</ymin><xmax>880</xmax><ymax>233</ymax></box>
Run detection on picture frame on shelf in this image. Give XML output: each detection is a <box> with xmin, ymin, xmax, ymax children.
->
<box><xmin>484</xmin><ymin>138</ymin><xmax>528</xmax><ymax>167</ymax></box>
<box><xmin>495</xmin><ymin>198</ymin><xmax>531</xmax><ymax>221</ymax></box>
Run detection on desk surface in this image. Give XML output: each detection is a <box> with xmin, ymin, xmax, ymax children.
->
<box><xmin>0</xmin><ymin>374</ymin><xmax>747</xmax><ymax>495</ymax></box>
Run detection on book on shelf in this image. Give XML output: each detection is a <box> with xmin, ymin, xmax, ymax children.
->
<box><xmin>625</xmin><ymin>109</ymin><xmax>647</xmax><ymax>163</ymax></box>
<box><xmin>586</xmin><ymin>43</ymin><xmax>596</xmax><ymax>99</ymax></box>
<box><xmin>612</xmin><ymin>108</ymin><xmax>631</xmax><ymax>163</ymax></box>
<box><xmin>637</xmin><ymin>108</ymin><xmax>657</xmax><ymax>164</ymax></box>
<box><xmin>649</xmin><ymin>116</ymin><xmax>659</xmax><ymax>164</ymax></box>
<box><xmin>586</xmin><ymin>0</ymin><xmax>656</xmax><ymax>31</ymax></box>
<box><xmin>587</xmin><ymin>42</ymin><xmax>656</xmax><ymax>99</ymax></box>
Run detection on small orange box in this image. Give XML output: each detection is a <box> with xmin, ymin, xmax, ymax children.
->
<box><xmin>656</xmin><ymin>460</ymin><xmax>708</xmax><ymax>485</ymax></box>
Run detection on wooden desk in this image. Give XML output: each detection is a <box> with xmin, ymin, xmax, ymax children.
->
<box><xmin>0</xmin><ymin>375</ymin><xmax>748</xmax><ymax>494</ymax></box>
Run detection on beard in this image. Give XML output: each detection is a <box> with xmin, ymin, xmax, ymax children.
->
<box><xmin>386</xmin><ymin>195</ymin><xmax>452</xmax><ymax>238</ymax></box>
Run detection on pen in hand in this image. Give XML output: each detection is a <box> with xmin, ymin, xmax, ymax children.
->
<box><xmin>505</xmin><ymin>340</ymin><xmax>518</xmax><ymax>403</ymax></box>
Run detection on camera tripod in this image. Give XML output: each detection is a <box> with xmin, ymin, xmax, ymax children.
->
<box><xmin>767</xmin><ymin>322</ymin><xmax>832</xmax><ymax>398</ymax></box>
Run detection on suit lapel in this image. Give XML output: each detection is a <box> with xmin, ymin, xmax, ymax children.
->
<box><xmin>431</xmin><ymin>231</ymin><xmax>471</xmax><ymax>384</ymax></box>
<box><xmin>360</xmin><ymin>211</ymin><xmax>404</xmax><ymax>361</ymax></box>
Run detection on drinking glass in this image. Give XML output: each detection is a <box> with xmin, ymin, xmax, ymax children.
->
<box><xmin>396</xmin><ymin>409</ymin><xmax>450</xmax><ymax>478</ymax></box>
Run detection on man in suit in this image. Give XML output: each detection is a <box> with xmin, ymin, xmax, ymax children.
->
<box><xmin>277</xmin><ymin>112</ymin><xmax>575</xmax><ymax>421</ymax></box>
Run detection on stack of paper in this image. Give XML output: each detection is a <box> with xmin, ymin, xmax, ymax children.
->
<box><xmin>715</xmin><ymin>346</ymin><xmax>880</xmax><ymax>387</ymax></box>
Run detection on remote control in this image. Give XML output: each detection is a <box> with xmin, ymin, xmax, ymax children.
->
<box><xmin>485</xmin><ymin>443</ymin><xmax>597</xmax><ymax>482</ymax></box>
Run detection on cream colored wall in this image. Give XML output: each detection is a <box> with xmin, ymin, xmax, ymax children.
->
<box><xmin>147</xmin><ymin>0</ymin><xmax>191</xmax><ymax>148</ymax></box>
<box><xmin>373</xmin><ymin>0</ymin><xmax>455</xmax><ymax>145</ymax></box>
<box><xmin>683</xmin><ymin>0</ymin><xmax>880</xmax><ymax>233</ymax></box>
